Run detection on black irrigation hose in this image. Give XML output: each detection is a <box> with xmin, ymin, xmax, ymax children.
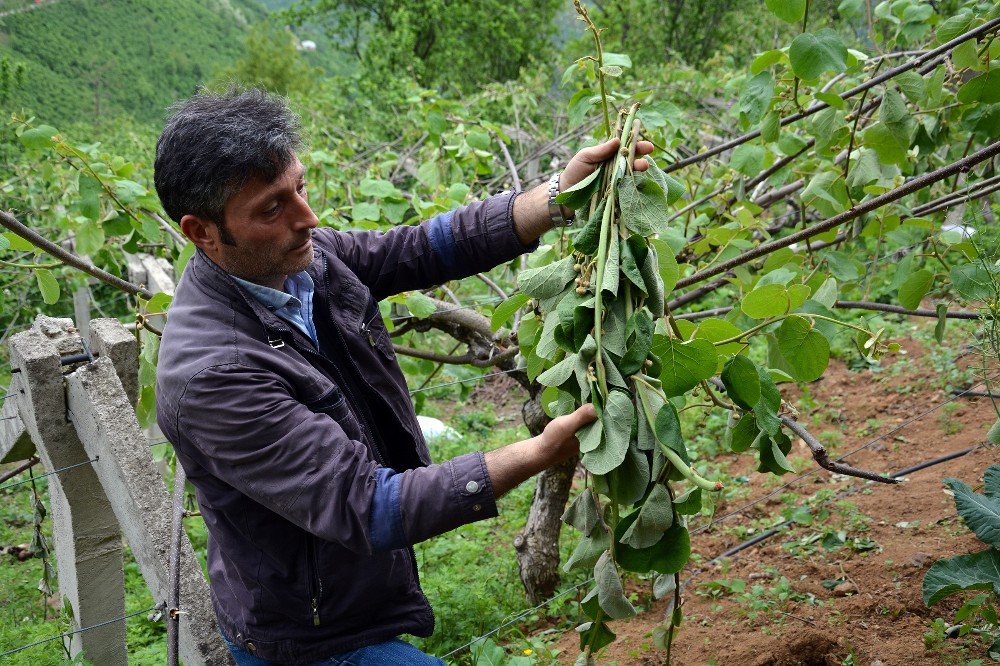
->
<box><xmin>951</xmin><ymin>389</ymin><xmax>999</xmax><ymax>398</ymax></box>
<box><xmin>713</xmin><ymin>442</ymin><xmax>988</xmax><ymax>561</ymax></box>
<box><xmin>690</xmin><ymin>376</ymin><xmax>998</xmax><ymax>536</ymax></box>
<box><xmin>667</xmin><ymin>441</ymin><xmax>994</xmax><ymax>617</ymax></box>
<box><xmin>0</xmin><ymin>604</ymin><xmax>162</xmax><ymax>658</ymax></box>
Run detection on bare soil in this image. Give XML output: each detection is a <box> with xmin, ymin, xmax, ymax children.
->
<box><xmin>552</xmin><ymin>335</ymin><xmax>999</xmax><ymax>665</ymax></box>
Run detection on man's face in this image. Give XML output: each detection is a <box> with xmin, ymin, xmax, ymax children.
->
<box><xmin>210</xmin><ymin>158</ymin><xmax>318</xmax><ymax>289</ymax></box>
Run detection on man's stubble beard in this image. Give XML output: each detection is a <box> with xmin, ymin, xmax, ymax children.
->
<box><xmin>219</xmin><ymin>238</ymin><xmax>314</xmax><ymax>286</ymax></box>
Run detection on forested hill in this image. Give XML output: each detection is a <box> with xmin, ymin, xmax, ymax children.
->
<box><xmin>0</xmin><ymin>0</ymin><xmax>267</xmax><ymax>126</ymax></box>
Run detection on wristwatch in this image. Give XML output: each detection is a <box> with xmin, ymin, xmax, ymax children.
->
<box><xmin>547</xmin><ymin>173</ymin><xmax>573</xmax><ymax>227</ymax></box>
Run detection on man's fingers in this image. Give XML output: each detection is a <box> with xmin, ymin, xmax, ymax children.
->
<box><xmin>577</xmin><ymin>138</ymin><xmax>620</xmax><ymax>165</ymax></box>
<box><xmin>570</xmin><ymin>403</ymin><xmax>598</xmax><ymax>427</ymax></box>
<box><xmin>546</xmin><ymin>403</ymin><xmax>597</xmax><ymax>440</ymax></box>
<box><xmin>635</xmin><ymin>140</ymin><xmax>655</xmax><ymax>155</ymax></box>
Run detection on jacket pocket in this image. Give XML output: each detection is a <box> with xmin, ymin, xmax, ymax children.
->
<box><xmin>306</xmin><ymin>385</ymin><xmax>363</xmax><ymax>441</ymax></box>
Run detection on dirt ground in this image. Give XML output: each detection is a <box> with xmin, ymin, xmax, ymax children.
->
<box><xmin>546</xmin><ymin>334</ymin><xmax>999</xmax><ymax>665</ymax></box>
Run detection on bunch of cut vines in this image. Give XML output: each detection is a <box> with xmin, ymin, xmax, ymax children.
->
<box><xmin>514</xmin><ymin>104</ymin><xmax>873</xmax><ymax>663</ymax></box>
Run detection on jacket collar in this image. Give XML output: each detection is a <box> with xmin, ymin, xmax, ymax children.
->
<box><xmin>188</xmin><ymin>248</ymin><xmax>327</xmax><ymax>342</ymax></box>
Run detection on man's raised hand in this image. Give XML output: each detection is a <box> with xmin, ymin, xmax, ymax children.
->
<box><xmin>559</xmin><ymin>137</ymin><xmax>655</xmax><ymax>192</ymax></box>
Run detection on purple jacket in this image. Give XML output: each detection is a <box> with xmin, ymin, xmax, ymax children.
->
<box><xmin>156</xmin><ymin>192</ymin><xmax>529</xmax><ymax>661</ymax></box>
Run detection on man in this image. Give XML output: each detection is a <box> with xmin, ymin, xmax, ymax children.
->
<box><xmin>154</xmin><ymin>88</ymin><xmax>653</xmax><ymax>664</ymax></box>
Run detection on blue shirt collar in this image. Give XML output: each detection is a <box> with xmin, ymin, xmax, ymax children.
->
<box><xmin>231</xmin><ymin>272</ymin><xmax>314</xmax><ymax>311</ymax></box>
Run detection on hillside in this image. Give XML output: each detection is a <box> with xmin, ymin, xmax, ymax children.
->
<box><xmin>0</xmin><ymin>0</ymin><xmax>267</xmax><ymax>127</ymax></box>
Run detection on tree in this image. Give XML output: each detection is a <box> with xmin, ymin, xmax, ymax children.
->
<box><xmin>218</xmin><ymin>22</ymin><xmax>320</xmax><ymax>95</ymax></box>
<box><xmin>283</xmin><ymin>0</ymin><xmax>563</xmax><ymax>92</ymax></box>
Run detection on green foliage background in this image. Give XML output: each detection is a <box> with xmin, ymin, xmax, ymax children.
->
<box><xmin>0</xmin><ymin>0</ymin><xmax>265</xmax><ymax>126</ymax></box>
<box><xmin>0</xmin><ymin>0</ymin><xmax>999</xmax><ymax>662</ymax></box>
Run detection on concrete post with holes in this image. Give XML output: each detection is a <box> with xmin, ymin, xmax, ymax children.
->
<box><xmin>65</xmin><ymin>349</ymin><xmax>232</xmax><ymax>665</ymax></box>
<box><xmin>7</xmin><ymin>316</ymin><xmax>126</xmax><ymax>665</ymax></box>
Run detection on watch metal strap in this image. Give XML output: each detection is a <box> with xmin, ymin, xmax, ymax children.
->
<box><xmin>547</xmin><ymin>173</ymin><xmax>571</xmax><ymax>227</ymax></box>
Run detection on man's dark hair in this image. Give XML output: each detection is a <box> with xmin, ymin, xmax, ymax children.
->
<box><xmin>154</xmin><ymin>87</ymin><xmax>302</xmax><ymax>241</ymax></box>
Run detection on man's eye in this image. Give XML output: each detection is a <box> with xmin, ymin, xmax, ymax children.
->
<box><xmin>264</xmin><ymin>204</ymin><xmax>281</xmax><ymax>216</ymax></box>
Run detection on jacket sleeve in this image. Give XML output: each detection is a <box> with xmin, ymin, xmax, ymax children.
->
<box><xmin>312</xmin><ymin>191</ymin><xmax>537</xmax><ymax>301</ymax></box>
<box><xmin>175</xmin><ymin>363</ymin><xmax>498</xmax><ymax>553</ymax></box>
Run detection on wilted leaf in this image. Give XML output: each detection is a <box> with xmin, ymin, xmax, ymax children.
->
<box><xmin>518</xmin><ymin>257</ymin><xmax>577</xmax><ymax>299</ymax></box>
<box><xmin>652</xmin><ymin>336</ymin><xmax>718</xmax><ymax>396</ymax></box>
<box><xmin>619</xmin><ymin>171</ymin><xmax>671</xmax><ymax>236</ymax></box>
<box><xmin>562</xmin><ymin>488</ymin><xmax>601</xmax><ymax>535</ymax></box>
<box><xmin>582</xmin><ymin>390</ymin><xmax>633</xmax><ymax>474</ymax></box>
<box><xmin>594</xmin><ymin>550</ymin><xmax>637</xmax><ymax>619</ymax></box>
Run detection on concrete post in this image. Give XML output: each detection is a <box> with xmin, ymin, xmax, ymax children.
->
<box><xmin>88</xmin><ymin>318</ymin><xmax>139</xmax><ymax>408</ymax></box>
<box><xmin>124</xmin><ymin>253</ymin><xmax>174</xmax><ymax>445</ymax></box>
<box><xmin>7</xmin><ymin>317</ymin><xmax>126</xmax><ymax>664</ymax></box>
<box><xmin>139</xmin><ymin>255</ymin><xmax>176</xmax><ymax>297</ymax></box>
<box><xmin>123</xmin><ymin>253</ymin><xmax>147</xmax><ymax>289</ymax></box>
<box><xmin>1</xmin><ymin>374</ymin><xmax>34</xmax><ymax>464</ymax></box>
<box><xmin>66</xmin><ymin>357</ymin><xmax>232</xmax><ymax>666</ymax></box>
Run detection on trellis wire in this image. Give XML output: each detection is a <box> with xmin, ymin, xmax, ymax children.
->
<box><xmin>408</xmin><ymin>367</ymin><xmax>522</xmax><ymax>395</ymax></box>
<box><xmin>0</xmin><ymin>439</ymin><xmax>170</xmax><ymax>491</ymax></box>
<box><xmin>0</xmin><ymin>604</ymin><xmax>163</xmax><ymax>658</ymax></box>
<box><xmin>389</xmin><ymin>294</ymin><xmax>504</xmax><ymax>324</ymax></box>
<box><xmin>0</xmin><ymin>458</ymin><xmax>99</xmax><ymax>493</ymax></box>
<box><xmin>440</xmin><ymin>577</ymin><xmax>594</xmax><ymax>660</ymax></box>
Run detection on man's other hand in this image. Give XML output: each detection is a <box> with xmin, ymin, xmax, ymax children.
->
<box><xmin>483</xmin><ymin>403</ymin><xmax>598</xmax><ymax>497</ymax></box>
<box><xmin>540</xmin><ymin>403</ymin><xmax>598</xmax><ymax>464</ymax></box>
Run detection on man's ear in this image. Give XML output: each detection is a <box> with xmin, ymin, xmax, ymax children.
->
<box><xmin>180</xmin><ymin>214</ymin><xmax>220</xmax><ymax>254</ymax></box>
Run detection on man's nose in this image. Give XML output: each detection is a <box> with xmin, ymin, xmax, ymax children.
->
<box><xmin>290</xmin><ymin>196</ymin><xmax>319</xmax><ymax>230</ymax></box>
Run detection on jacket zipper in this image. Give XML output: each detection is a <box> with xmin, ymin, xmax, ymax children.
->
<box><xmin>359</xmin><ymin>311</ymin><xmax>379</xmax><ymax>348</ymax></box>
<box><xmin>307</xmin><ymin>534</ymin><xmax>322</xmax><ymax>626</ymax></box>
<box><xmin>330</xmin><ymin>322</ymin><xmax>390</xmax><ymax>466</ymax></box>
<box><xmin>320</xmin><ymin>280</ymin><xmax>391</xmax><ymax>467</ymax></box>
